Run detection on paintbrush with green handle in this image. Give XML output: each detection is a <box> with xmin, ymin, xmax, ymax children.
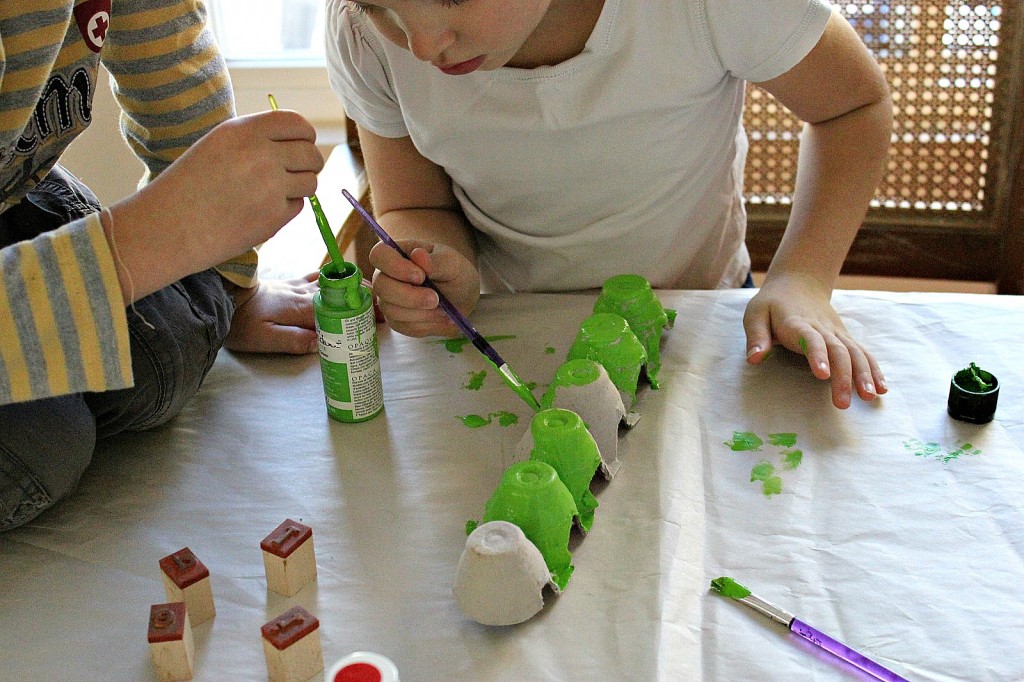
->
<box><xmin>267</xmin><ymin>94</ymin><xmax>347</xmax><ymax>271</ymax></box>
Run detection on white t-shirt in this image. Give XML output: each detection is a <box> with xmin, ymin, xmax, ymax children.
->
<box><xmin>326</xmin><ymin>0</ymin><xmax>832</xmax><ymax>293</ymax></box>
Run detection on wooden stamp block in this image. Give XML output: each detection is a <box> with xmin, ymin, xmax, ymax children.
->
<box><xmin>147</xmin><ymin>602</ymin><xmax>194</xmax><ymax>681</ymax></box>
<box><xmin>261</xmin><ymin>605</ymin><xmax>323</xmax><ymax>682</ymax></box>
<box><xmin>261</xmin><ymin>519</ymin><xmax>316</xmax><ymax>597</ymax></box>
<box><xmin>159</xmin><ymin>547</ymin><xmax>216</xmax><ymax>626</ymax></box>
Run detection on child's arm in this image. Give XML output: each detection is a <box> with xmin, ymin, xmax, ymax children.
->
<box><xmin>359</xmin><ymin>126</ymin><xmax>481</xmax><ymax>337</ymax></box>
<box><xmin>742</xmin><ymin>8</ymin><xmax>892</xmax><ymax>409</ymax></box>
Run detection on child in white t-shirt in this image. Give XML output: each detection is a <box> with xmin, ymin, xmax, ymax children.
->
<box><xmin>325</xmin><ymin>0</ymin><xmax>892</xmax><ymax>409</ymax></box>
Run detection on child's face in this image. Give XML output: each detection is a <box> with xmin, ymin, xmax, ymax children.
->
<box><xmin>347</xmin><ymin>0</ymin><xmax>555</xmax><ymax>75</ymax></box>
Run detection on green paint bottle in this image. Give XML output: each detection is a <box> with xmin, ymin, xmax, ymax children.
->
<box><xmin>313</xmin><ymin>262</ymin><xmax>384</xmax><ymax>422</ymax></box>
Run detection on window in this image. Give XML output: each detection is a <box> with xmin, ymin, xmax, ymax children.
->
<box><xmin>206</xmin><ymin>0</ymin><xmax>326</xmax><ymax>64</ymax></box>
<box><xmin>204</xmin><ymin>1</ymin><xmax>344</xmax><ymax>139</ymax></box>
<box><xmin>744</xmin><ymin>0</ymin><xmax>1024</xmax><ymax>292</ymax></box>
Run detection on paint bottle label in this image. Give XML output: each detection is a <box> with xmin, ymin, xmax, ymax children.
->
<box><xmin>314</xmin><ymin>262</ymin><xmax>384</xmax><ymax>423</ymax></box>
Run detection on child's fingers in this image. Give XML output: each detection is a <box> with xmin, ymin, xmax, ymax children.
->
<box><xmin>822</xmin><ymin>331</ymin><xmax>854</xmax><ymax>408</ymax></box>
<box><xmin>368</xmin><ymin>241</ymin><xmax>427</xmax><ymax>285</ymax></box>
<box><xmin>371</xmin><ymin>270</ymin><xmax>439</xmax><ymax>312</ymax></box>
<box><xmin>741</xmin><ymin>298</ymin><xmax>775</xmax><ymax>364</ymax></box>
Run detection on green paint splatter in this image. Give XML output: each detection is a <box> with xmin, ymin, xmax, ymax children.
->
<box><xmin>727</xmin><ymin>431</ymin><xmax>805</xmax><ymax>497</ymax></box>
<box><xmin>904</xmin><ymin>437</ymin><xmax>982</xmax><ymax>463</ymax></box>
<box><xmin>798</xmin><ymin>337</ymin><xmax>809</xmax><ymax>354</ymax></box>
<box><xmin>768</xmin><ymin>432</ymin><xmax>797</xmax><ymax>447</ymax></box>
<box><xmin>495</xmin><ymin>411</ymin><xmax>519</xmax><ymax>427</ymax></box>
<box><xmin>726</xmin><ymin>431</ymin><xmax>764</xmax><ymax>451</ymax></box>
<box><xmin>457</xmin><ymin>412</ymin><xmax>519</xmax><ymax>428</ymax></box>
<box><xmin>710</xmin><ymin>576</ymin><xmax>751</xmax><ymax>599</ymax></box>
<box><xmin>439</xmin><ymin>335</ymin><xmax>516</xmax><ymax>353</ymax></box>
<box><xmin>459</xmin><ymin>414</ymin><xmax>492</xmax><ymax>428</ymax></box>
<box><xmin>903</xmin><ymin>438</ymin><xmax>942</xmax><ymax>458</ymax></box>
<box><xmin>545</xmin><ymin>346</ymin><xmax>556</xmax><ymax>354</ymax></box>
<box><xmin>750</xmin><ymin>460</ymin><xmax>783</xmax><ymax>496</ymax></box>
<box><xmin>761</xmin><ymin>476</ymin><xmax>783</xmax><ymax>497</ymax></box>
<box><xmin>464</xmin><ymin>370</ymin><xmax>487</xmax><ymax>390</ymax></box>
<box><xmin>750</xmin><ymin>460</ymin><xmax>775</xmax><ymax>482</ymax></box>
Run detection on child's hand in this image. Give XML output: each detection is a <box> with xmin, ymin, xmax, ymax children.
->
<box><xmin>742</xmin><ymin>272</ymin><xmax>887</xmax><ymax>409</ymax></box>
<box><xmin>108</xmin><ymin>110</ymin><xmax>324</xmax><ymax>302</ymax></box>
<box><xmin>369</xmin><ymin>238</ymin><xmax>480</xmax><ymax>337</ymax></box>
<box><xmin>223</xmin><ymin>272</ymin><xmax>319</xmax><ymax>355</ymax></box>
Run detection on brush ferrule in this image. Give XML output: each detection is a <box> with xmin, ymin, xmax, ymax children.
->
<box><xmin>736</xmin><ymin>593</ymin><xmax>794</xmax><ymax>626</ymax></box>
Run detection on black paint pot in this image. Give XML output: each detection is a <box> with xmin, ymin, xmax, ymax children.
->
<box><xmin>947</xmin><ymin>364</ymin><xmax>999</xmax><ymax>424</ymax></box>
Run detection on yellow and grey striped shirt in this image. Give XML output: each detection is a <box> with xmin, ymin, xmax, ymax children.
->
<box><xmin>0</xmin><ymin>0</ymin><xmax>253</xmax><ymax>405</ymax></box>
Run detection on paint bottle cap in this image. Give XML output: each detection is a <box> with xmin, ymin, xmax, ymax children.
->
<box><xmin>325</xmin><ymin>651</ymin><xmax>399</xmax><ymax>682</ymax></box>
<box><xmin>947</xmin><ymin>363</ymin><xmax>999</xmax><ymax>424</ymax></box>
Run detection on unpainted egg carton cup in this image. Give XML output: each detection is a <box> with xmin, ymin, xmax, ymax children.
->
<box><xmin>453</xmin><ymin>520</ymin><xmax>558</xmax><ymax>626</ymax></box>
<box><xmin>456</xmin><ymin>460</ymin><xmax>577</xmax><ymax>625</ymax></box>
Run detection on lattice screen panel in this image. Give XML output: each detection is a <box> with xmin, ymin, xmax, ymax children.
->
<box><xmin>744</xmin><ymin>1</ymin><xmax>1006</xmax><ymax>212</ymax></box>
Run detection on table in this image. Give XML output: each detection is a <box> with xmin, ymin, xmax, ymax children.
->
<box><xmin>2</xmin><ymin>289</ymin><xmax>1022</xmax><ymax>681</ymax></box>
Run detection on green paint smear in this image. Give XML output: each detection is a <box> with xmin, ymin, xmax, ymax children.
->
<box><xmin>903</xmin><ymin>437</ymin><xmax>982</xmax><ymax>464</ymax></box>
<box><xmin>464</xmin><ymin>370</ymin><xmax>487</xmax><ymax>390</ymax></box>
<box><xmin>726</xmin><ymin>431</ymin><xmax>764</xmax><ymax>451</ymax></box>
<box><xmin>495</xmin><ymin>411</ymin><xmax>518</xmax><ymax>427</ymax></box>
<box><xmin>545</xmin><ymin>346</ymin><xmax>556</xmax><ymax>354</ymax></box>
<box><xmin>768</xmin><ymin>432</ymin><xmax>797</xmax><ymax>447</ymax></box>
<box><xmin>781</xmin><ymin>448</ymin><xmax>803</xmax><ymax>470</ymax></box>
<box><xmin>459</xmin><ymin>414</ymin><xmax>491</xmax><ymax>428</ymax></box>
<box><xmin>798</xmin><ymin>337</ymin><xmax>809</xmax><ymax>354</ymax></box>
<box><xmin>439</xmin><ymin>334</ymin><xmax>516</xmax><ymax>353</ymax></box>
<box><xmin>762</xmin><ymin>476</ymin><xmax>783</xmax><ymax>497</ymax></box>
<box><xmin>457</xmin><ymin>412</ymin><xmax>519</xmax><ymax>428</ymax></box>
<box><xmin>710</xmin><ymin>576</ymin><xmax>751</xmax><ymax>599</ymax></box>
<box><xmin>750</xmin><ymin>460</ymin><xmax>775</xmax><ymax>482</ymax></box>
<box><xmin>750</xmin><ymin>461</ymin><xmax>783</xmax><ymax>496</ymax></box>
<box><xmin>465</xmin><ymin>520</ymin><xmax>478</xmax><ymax>535</ymax></box>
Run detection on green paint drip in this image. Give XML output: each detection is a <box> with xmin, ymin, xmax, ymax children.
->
<box><xmin>710</xmin><ymin>576</ymin><xmax>751</xmax><ymax>599</ymax></box>
<box><xmin>781</xmin><ymin>448</ymin><xmax>803</xmax><ymax>470</ymax></box>
<box><xmin>439</xmin><ymin>334</ymin><xmax>516</xmax><ymax>353</ymax></box>
<box><xmin>798</xmin><ymin>337</ymin><xmax>809</xmax><ymax>354</ymax></box>
<box><xmin>768</xmin><ymin>432</ymin><xmax>797</xmax><ymax>447</ymax></box>
<box><xmin>464</xmin><ymin>370</ymin><xmax>487</xmax><ymax>390</ymax></box>
<box><xmin>725</xmin><ymin>431</ymin><xmax>764</xmax><ymax>451</ymax></box>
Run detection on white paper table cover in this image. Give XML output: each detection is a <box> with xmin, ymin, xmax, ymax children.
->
<box><xmin>1</xmin><ymin>290</ymin><xmax>1022</xmax><ymax>681</ymax></box>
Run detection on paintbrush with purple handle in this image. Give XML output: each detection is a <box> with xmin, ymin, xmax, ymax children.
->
<box><xmin>341</xmin><ymin>189</ymin><xmax>540</xmax><ymax>412</ymax></box>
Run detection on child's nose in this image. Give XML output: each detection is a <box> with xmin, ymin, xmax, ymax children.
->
<box><xmin>405</xmin><ymin>20</ymin><xmax>456</xmax><ymax>63</ymax></box>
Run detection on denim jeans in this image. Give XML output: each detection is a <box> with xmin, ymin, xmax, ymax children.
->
<box><xmin>0</xmin><ymin>166</ymin><xmax>234</xmax><ymax>531</ymax></box>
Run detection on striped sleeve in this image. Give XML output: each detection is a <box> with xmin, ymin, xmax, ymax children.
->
<box><xmin>0</xmin><ymin>214</ymin><xmax>132</xmax><ymax>405</ymax></box>
<box><xmin>101</xmin><ymin>0</ymin><xmax>257</xmax><ymax>287</ymax></box>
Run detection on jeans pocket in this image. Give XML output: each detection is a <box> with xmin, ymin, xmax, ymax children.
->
<box><xmin>0</xmin><ymin>446</ymin><xmax>53</xmax><ymax>532</ymax></box>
